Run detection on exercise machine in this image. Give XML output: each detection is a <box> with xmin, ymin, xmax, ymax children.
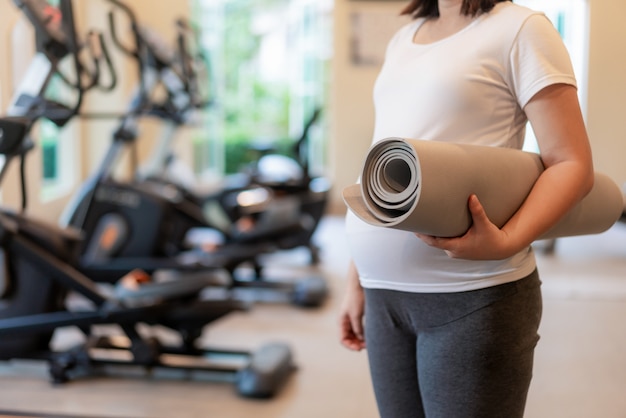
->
<box><xmin>0</xmin><ymin>0</ymin><xmax>294</xmax><ymax>398</ymax></box>
<box><xmin>59</xmin><ymin>0</ymin><xmax>328</xmax><ymax>307</ymax></box>
<box><xmin>244</xmin><ymin>105</ymin><xmax>331</xmax><ymax>265</ymax></box>
<box><xmin>103</xmin><ymin>1</ymin><xmax>330</xmax><ymax>267</ymax></box>
<box><xmin>128</xmin><ymin>14</ymin><xmax>331</xmax><ymax>267</ymax></box>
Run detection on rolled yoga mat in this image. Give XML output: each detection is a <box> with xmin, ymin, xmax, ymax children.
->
<box><xmin>343</xmin><ymin>137</ymin><xmax>624</xmax><ymax>240</ymax></box>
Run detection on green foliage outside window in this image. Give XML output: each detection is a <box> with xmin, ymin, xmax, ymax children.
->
<box><xmin>39</xmin><ymin>0</ymin><xmax>62</xmax><ymax>182</ymax></box>
<box><xmin>191</xmin><ymin>0</ymin><xmax>329</xmax><ymax>174</ymax></box>
<box><xmin>40</xmin><ymin>73</ymin><xmax>64</xmax><ymax>182</ymax></box>
<box><xmin>40</xmin><ymin>120</ymin><xmax>59</xmax><ymax>180</ymax></box>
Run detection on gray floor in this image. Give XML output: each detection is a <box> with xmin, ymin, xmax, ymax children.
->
<box><xmin>1</xmin><ymin>215</ymin><xmax>626</xmax><ymax>418</ymax></box>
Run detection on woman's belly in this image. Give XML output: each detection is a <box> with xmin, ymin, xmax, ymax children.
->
<box><xmin>344</xmin><ymin>210</ymin><xmax>536</xmax><ymax>292</ymax></box>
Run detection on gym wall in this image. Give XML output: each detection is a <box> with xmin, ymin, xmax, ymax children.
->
<box><xmin>585</xmin><ymin>0</ymin><xmax>626</xmax><ymax>192</ymax></box>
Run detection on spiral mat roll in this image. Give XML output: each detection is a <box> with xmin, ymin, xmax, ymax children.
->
<box><xmin>343</xmin><ymin>137</ymin><xmax>624</xmax><ymax>239</ymax></box>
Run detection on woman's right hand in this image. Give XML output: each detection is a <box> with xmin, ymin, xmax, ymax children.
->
<box><xmin>338</xmin><ymin>262</ymin><xmax>366</xmax><ymax>351</ymax></box>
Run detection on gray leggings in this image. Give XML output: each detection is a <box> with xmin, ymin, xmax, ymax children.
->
<box><xmin>364</xmin><ymin>270</ymin><xmax>542</xmax><ymax>418</ymax></box>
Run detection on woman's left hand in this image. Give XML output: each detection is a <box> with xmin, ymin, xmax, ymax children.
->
<box><xmin>415</xmin><ymin>194</ymin><xmax>515</xmax><ymax>260</ymax></box>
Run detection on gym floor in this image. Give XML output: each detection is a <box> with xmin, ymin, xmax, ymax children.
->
<box><xmin>1</xmin><ymin>215</ymin><xmax>626</xmax><ymax>418</ymax></box>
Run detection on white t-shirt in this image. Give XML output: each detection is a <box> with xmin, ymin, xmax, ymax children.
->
<box><xmin>345</xmin><ymin>2</ymin><xmax>577</xmax><ymax>293</ymax></box>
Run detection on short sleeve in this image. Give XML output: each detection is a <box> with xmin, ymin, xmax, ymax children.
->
<box><xmin>509</xmin><ymin>14</ymin><xmax>577</xmax><ymax>108</ymax></box>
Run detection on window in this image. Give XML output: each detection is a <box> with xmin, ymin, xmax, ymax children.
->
<box><xmin>190</xmin><ymin>0</ymin><xmax>333</xmax><ymax>179</ymax></box>
<box><xmin>516</xmin><ymin>0</ymin><xmax>589</xmax><ymax>153</ymax></box>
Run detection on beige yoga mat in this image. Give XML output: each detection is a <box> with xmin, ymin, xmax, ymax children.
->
<box><xmin>343</xmin><ymin>137</ymin><xmax>624</xmax><ymax>240</ymax></box>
